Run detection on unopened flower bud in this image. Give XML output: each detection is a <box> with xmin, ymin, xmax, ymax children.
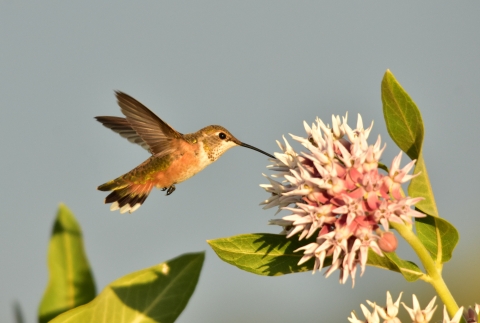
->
<box><xmin>466</xmin><ymin>306</ymin><xmax>478</xmax><ymax>323</ymax></box>
<box><xmin>378</xmin><ymin>231</ymin><xmax>398</xmax><ymax>253</ymax></box>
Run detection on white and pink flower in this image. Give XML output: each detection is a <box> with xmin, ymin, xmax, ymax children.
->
<box><xmin>261</xmin><ymin>114</ymin><xmax>425</xmax><ymax>285</ymax></box>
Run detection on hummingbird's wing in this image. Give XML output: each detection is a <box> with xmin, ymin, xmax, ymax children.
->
<box><xmin>95</xmin><ymin>116</ymin><xmax>151</xmax><ymax>152</ymax></box>
<box><xmin>115</xmin><ymin>91</ymin><xmax>184</xmax><ymax>156</ymax></box>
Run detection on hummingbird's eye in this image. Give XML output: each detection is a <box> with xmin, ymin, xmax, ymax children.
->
<box><xmin>218</xmin><ymin>132</ymin><xmax>227</xmax><ymax>140</ymax></box>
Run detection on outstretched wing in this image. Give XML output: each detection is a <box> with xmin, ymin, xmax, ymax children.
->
<box><xmin>115</xmin><ymin>91</ymin><xmax>184</xmax><ymax>156</ymax></box>
<box><xmin>95</xmin><ymin>116</ymin><xmax>150</xmax><ymax>152</ymax></box>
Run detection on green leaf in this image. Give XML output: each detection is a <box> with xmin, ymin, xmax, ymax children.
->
<box><xmin>208</xmin><ymin>233</ymin><xmax>423</xmax><ymax>281</ymax></box>
<box><xmin>208</xmin><ymin>233</ymin><xmax>321</xmax><ymax>276</ymax></box>
<box><xmin>383</xmin><ymin>252</ymin><xmax>424</xmax><ymax>282</ymax></box>
<box><xmin>381</xmin><ymin>69</ymin><xmax>424</xmax><ymax>160</ymax></box>
<box><xmin>366</xmin><ymin>249</ymin><xmax>421</xmax><ymax>281</ymax></box>
<box><xmin>50</xmin><ymin>252</ymin><xmax>204</xmax><ymax>323</ymax></box>
<box><xmin>367</xmin><ymin>250</ymin><xmax>423</xmax><ymax>281</ymax></box>
<box><xmin>415</xmin><ymin>215</ymin><xmax>459</xmax><ymax>264</ymax></box>
<box><xmin>12</xmin><ymin>301</ymin><xmax>24</xmax><ymax>323</ymax></box>
<box><xmin>381</xmin><ymin>70</ymin><xmax>438</xmax><ymax>216</ymax></box>
<box><xmin>38</xmin><ymin>204</ymin><xmax>96</xmax><ymax>323</ymax></box>
<box><xmin>408</xmin><ymin>154</ymin><xmax>439</xmax><ymax>217</ymax></box>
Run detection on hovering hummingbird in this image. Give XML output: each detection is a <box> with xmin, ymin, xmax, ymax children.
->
<box><xmin>96</xmin><ymin>91</ymin><xmax>275</xmax><ymax>214</ymax></box>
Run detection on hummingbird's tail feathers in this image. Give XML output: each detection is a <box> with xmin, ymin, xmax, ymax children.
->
<box><xmin>98</xmin><ymin>179</ymin><xmax>154</xmax><ymax>213</ymax></box>
<box><xmin>97</xmin><ymin>178</ymin><xmax>128</xmax><ymax>192</ymax></box>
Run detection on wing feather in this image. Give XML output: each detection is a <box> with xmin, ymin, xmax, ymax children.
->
<box><xmin>95</xmin><ymin>116</ymin><xmax>151</xmax><ymax>151</ymax></box>
<box><xmin>115</xmin><ymin>91</ymin><xmax>183</xmax><ymax>156</ymax></box>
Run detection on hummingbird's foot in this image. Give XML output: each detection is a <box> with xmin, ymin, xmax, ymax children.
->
<box><xmin>161</xmin><ymin>187</ymin><xmax>167</xmax><ymax>191</ymax></box>
<box><xmin>166</xmin><ymin>185</ymin><xmax>176</xmax><ymax>196</ymax></box>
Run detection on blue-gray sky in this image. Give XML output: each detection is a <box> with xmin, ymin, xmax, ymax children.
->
<box><xmin>1</xmin><ymin>2</ymin><xmax>479</xmax><ymax>322</ymax></box>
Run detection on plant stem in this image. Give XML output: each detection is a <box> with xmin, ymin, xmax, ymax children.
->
<box><xmin>390</xmin><ymin>222</ymin><xmax>459</xmax><ymax>317</ymax></box>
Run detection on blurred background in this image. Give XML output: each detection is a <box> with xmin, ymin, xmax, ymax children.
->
<box><xmin>1</xmin><ymin>2</ymin><xmax>479</xmax><ymax>322</ymax></box>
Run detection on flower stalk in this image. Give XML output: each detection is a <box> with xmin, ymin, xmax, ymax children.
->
<box><xmin>390</xmin><ymin>221</ymin><xmax>459</xmax><ymax>318</ymax></box>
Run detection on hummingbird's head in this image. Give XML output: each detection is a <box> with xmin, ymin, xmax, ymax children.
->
<box><xmin>198</xmin><ymin>125</ymin><xmax>275</xmax><ymax>162</ymax></box>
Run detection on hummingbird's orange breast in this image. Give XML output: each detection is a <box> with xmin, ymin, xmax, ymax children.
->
<box><xmin>152</xmin><ymin>140</ymin><xmax>210</xmax><ymax>188</ymax></box>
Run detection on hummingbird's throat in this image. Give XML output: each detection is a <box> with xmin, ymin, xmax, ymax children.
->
<box><xmin>201</xmin><ymin>138</ymin><xmax>237</xmax><ymax>162</ymax></box>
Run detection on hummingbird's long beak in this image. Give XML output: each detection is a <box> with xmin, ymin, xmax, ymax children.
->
<box><xmin>239</xmin><ymin>142</ymin><xmax>276</xmax><ymax>159</ymax></box>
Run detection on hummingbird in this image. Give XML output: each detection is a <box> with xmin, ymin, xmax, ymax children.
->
<box><xmin>96</xmin><ymin>91</ymin><xmax>275</xmax><ymax>214</ymax></box>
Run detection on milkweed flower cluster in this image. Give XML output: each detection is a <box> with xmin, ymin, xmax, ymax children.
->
<box><xmin>349</xmin><ymin>292</ymin><xmax>470</xmax><ymax>323</ymax></box>
<box><xmin>260</xmin><ymin>114</ymin><xmax>425</xmax><ymax>285</ymax></box>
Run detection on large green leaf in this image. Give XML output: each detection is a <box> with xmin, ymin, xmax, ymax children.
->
<box><xmin>381</xmin><ymin>69</ymin><xmax>424</xmax><ymax>161</ymax></box>
<box><xmin>38</xmin><ymin>204</ymin><xmax>96</xmax><ymax>323</ymax></box>
<box><xmin>208</xmin><ymin>233</ymin><xmax>321</xmax><ymax>276</ymax></box>
<box><xmin>381</xmin><ymin>70</ymin><xmax>438</xmax><ymax>217</ymax></box>
<box><xmin>50</xmin><ymin>252</ymin><xmax>204</xmax><ymax>323</ymax></box>
<box><xmin>408</xmin><ymin>153</ymin><xmax>439</xmax><ymax>217</ymax></box>
<box><xmin>208</xmin><ymin>233</ymin><xmax>423</xmax><ymax>281</ymax></box>
<box><xmin>415</xmin><ymin>215</ymin><xmax>459</xmax><ymax>264</ymax></box>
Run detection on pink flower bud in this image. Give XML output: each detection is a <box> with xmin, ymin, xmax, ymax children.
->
<box><xmin>378</xmin><ymin>231</ymin><xmax>398</xmax><ymax>253</ymax></box>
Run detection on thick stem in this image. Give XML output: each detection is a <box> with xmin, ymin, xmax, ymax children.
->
<box><xmin>390</xmin><ymin>222</ymin><xmax>459</xmax><ymax>317</ymax></box>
